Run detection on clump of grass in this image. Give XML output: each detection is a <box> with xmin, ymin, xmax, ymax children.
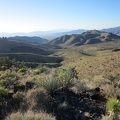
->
<box><xmin>105</xmin><ymin>98</ymin><xmax>120</xmax><ymax>119</ymax></box>
<box><xmin>106</xmin><ymin>98</ymin><xmax>120</xmax><ymax>114</ymax></box>
<box><xmin>57</xmin><ymin>68</ymin><xmax>75</xmax><ymax>88</ymax></box>
<box><xmin>5</xmin><ymin>110</ymin><xmax>56</xmax><ymax>120</ymax></box>
<box><xmin>40</xmin><ymin>77</ymin><xmax>61</xmax><ymax>93</ymax></box>
<box><xmin>26</xmin><ymin>88</ymin><xmax>52</xmax><ymax>111</ymax></box>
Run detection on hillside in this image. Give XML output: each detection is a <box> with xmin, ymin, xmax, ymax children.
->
<box><xmin>0</xmin><ymin>37</ymin><xmax>62</xmax><ymax>67</ymax></box>
<box><xmin>0</xmin><ymin>37</ymin><xmax>33</xmax><ymax>52</ymax></box>
<box><xmin>0</xmin><ymin>37</ymin><xmax>49</xmax><ymax>53</ymax></box>
<box><xmin>1</xmin><ymin>41</ymin><xmax>120</xmax><ymax>120</ymax></box>
<box><xmin>8</xmin><ymin>36</ymin><xmax>48</xmax><ymax>44</ymax></box>
<box><xmin>48</xmin><ymin>30</ymin><xmax>120</xmax><ymax>47</ymax></box>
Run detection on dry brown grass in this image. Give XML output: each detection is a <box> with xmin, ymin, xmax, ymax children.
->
<box><xmin>58</xmin><ymin>48</ymin><xmax>120</xmax><ymax>79</ymax></box>
<box><xmin>5</xmin><ymin>110</ymin><xmax>56</xmax><ymax>120</ymax></box>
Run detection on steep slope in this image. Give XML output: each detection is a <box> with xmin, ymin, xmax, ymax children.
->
<box><xmin>48</xmin><ymin>30</ymin><xmax>120</xmax><ymax>47</ymax></box>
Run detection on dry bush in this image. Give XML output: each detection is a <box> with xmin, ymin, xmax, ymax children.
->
<box><xmin>5</xmin><ymin>110</ymin><xmax>56</xmax><ymax>120</ymax></box>
<box><xmin>101</xmin><ymin>84</ymin><xmax>120</xmax><ymax>99</ymax></box>
<box><xmin>26</xmin><ymin>88</ymin><xmax>52</xmax><ymax>111</ymax></box>
<box><xmin>102</xmin><ymin>114</ymin><xmax>120</xmax><ymax>120</ymax></box>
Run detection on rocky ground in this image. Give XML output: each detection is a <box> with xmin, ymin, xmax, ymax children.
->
<box><xmin>51</xmin><ymin>87</ymin><xmax>106</xmax><ymax>120</ymax></box>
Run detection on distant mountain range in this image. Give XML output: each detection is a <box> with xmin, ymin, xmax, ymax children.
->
<box><xmin>0</xmin><ymin>29</ymin><xmax>86</xmax><ymax>39</ymax></box>
<box><xmin>0</xmin><ymin>26</ymin><xmax>120</xmax><ymax>39</ymax></box>
<box><xmin>101</xmin><ymin>26</ymin><xmax>120</xmax><ymax>35</ymax></box>
<box><xmin>48</xmin><ymin>30</ymin><xmax>120</xmax><ymax>47</ymax></box>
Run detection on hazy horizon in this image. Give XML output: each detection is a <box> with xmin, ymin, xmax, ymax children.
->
<box><xmin>0</xmin><ymin>0</ymin><xmax>120</xmax><ymax>33</ymax></box>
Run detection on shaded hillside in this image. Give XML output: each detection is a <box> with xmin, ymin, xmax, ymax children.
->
<box><xmin>48</xmin><ymin>30</ymin><xmax>120</xmax><ymax>47</ymax></box>
<box><xmin>0</xmin><ymin>37</ymin><xmax>33</xmax><ymax>52</ymax></box>
<box><xmin>0</xmin><ymin>37</ymin><xmax>63</xmax><ymax>67</ymax></box>
<box><xmin>0</xmin><ymin>53</ymin><xmax>63</xmax><ymax>63</ymax></box>
<box><xmin>8</xmin><ymin>36</ymin><xmax>48</xmax><ymax>43</ymax></box>
<box><xmin>10</xmin><ymin>46</ymin><xmax>52</xmax><ymax>55</ymax></box>
<box><xmin>0</xmin><ymin>37</ymin><xmax>49</xmax><ymax>53</ymax></box>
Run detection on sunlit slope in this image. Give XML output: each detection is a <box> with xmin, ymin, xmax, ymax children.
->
<box><xmin>58</xmin><ymin>45</ymin><xmax>120</xmax><ymax>79</ymax></box>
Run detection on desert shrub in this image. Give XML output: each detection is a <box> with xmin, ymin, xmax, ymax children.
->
<box><xmin>0</xmin><ymin>70</ymin><xmax>19</xmax><ymax>88</ymax></box>
<box><xmin>106</xmin><ymin>98</ymin><xmax>120</xmax><ymax>114</ymax></box>
<box><xmin>101</xmin><ymin>84</ymin><xmax>120</xmax><ymax>99</ymax></box>
<box><xmin>1</xmin><ymin>65</ymin><xmax>7</xmax><ymax>70</ymax></box>
<box><xmin>103</xmin><ymin>74</ymin><xmax>116</xmax><ymax>84</ymax></box>
<box><xmin>40</xmin><ymin>68</ymin><xmax>75</xmax><ymax>93</ymax></box>
<box><xmin>5</xmin><ymin>111</ymin><xmax>56</xmax><ymax>120</ymax></box>
<box><xmin>0</xmin><ymin>57</ymin><xmax>16</xmax><ymax>70</ymax></box>
<box><xmin>13</xmin><ymin>92</ymin><xmax>25</xmax><ymax>103</ymax></box>
<box><xmin>40</xmin><ymin>78</ymin><xmax>61</xmax><ymax>93</ymax></box>
<box><xmin>37</xmin><ymin>63</ymin><xmax>43</xmax><ymax>68</ymax></box>
<box><xmin>0</xmin><ymin>79</ymin><xmax>8</xmax><ymax>87</ymax></box>
<box><xmin>26</xmin><ymin>88</ymin><xmax>52</xmax><ymax>111</ymax></box>
<box><xmin>57</xmin><ymin>68</ymin><xmax>75</xmax><ymax>88</ymax></box>
<box><xmin>37</xmin><ymin>63</ymin><xmax>49</xmax><ymax>73</ymax></box>
<box><xmin>18</xmin><ymin>67</ymin><xmax>27</xmax><ymax>73</ymax></box>
<box><xmin>74</xmin><ymin>79</ymin><xmax>89</xmax><ymax>93</ymax></box>
<box><xmin>102</xmin><ymin>114</ymin><xmax>120</xmax><ymax>120</ymax></box>
<box><xmin>0</xmin><ymin>87</ymin><xmax>8</xmax><ymax>98</ymax></box>
<box><xmin>34</xmin><ymin>69</ymin><xmax>41</xmax><ymax>74</ymax></box>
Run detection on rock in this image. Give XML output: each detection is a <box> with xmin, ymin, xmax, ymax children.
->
<box><xmin>112</xmin><ymin>48</ymin><xmax>120</xmax><ymax>52</ymax></box>
<box><xmin>25</xmin><ymin>81</ymin><xmax>35</xmax><ymax>90</ymax></box>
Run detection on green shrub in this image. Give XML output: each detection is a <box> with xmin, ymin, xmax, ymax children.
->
<box><xmin>40</xmin><ymin>68</ymin><xmax>75</xmax><ymax>93</ymax></box>
<box><xmin>18</xmin><ymin>67</ymin><xmax>27</xmax><ymax>73</ymax></box>
<box><xmin>34</xmin><ymin>69</ymin><xmax>41</xmax><ymax>74</ymax></box>
<box><xmin>1</xmin><ymin>65</ymin><xmax>7</xmax><ymax>70</ymax></box>
<box><xmin>57</xmin><ymin>68</ymin><xmax>75</xmax><ymax>88</ymax></box>
<box><xmin>106</xmin><ymin>98</ymin><xmax>120</xmax><ymax>114</ymax></box>
<box><xmin>37</xmin><ymin>63</ymin><xmax>43</xmax><ymax>68</ymax></box>
<box><xmin>0</xmin><ymin>57</ymin><xmax>16</xmax><ymax>69</ymax></box>
<box><xmin>40</xmin><ymin>78</ymin><xmax>61</xmax><ymax>93</ymax></box>
<box><xmin>0</xmin><ymin>79</ymin><xmax>8</xmax><ymax>86</ymax></box>
<box><xmin>0</xmin><ymin>87</ymin><xmax>8</xmax><ymax>98</ymax></box>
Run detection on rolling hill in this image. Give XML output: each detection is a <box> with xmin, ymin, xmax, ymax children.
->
<box><xmin>0</xmin><ymin>37</ymin><xmax>48</xmax><ymax>53</ymax></box>
<box><xmin>48</xmin><ymin>30</ymin><xmax>120</xmax><ymax>47</ymax></box>
<box><xmin>8</xmin><ymin>36</ymin><xmax>48</xmax><ymax>44</ymax></box>
<box><xmin>0</xmin><ymin>37</ymin><xmax>63</xmax><ymax>67</ymax></box>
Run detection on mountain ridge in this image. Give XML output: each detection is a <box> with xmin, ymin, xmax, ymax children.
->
<box><xmin>48</xmin><ymin>30</ymin><xmax>120</xmax><ymax>47</ymax></box>
<box><xmin>8</xmin><ymin>36</ymin><xmax>48</xmax><ymax>44</ymax></box>
<box><xmin>0</xmin><ymin>26</ymin><xmax>120</xmax><ymax>39</ymax></box>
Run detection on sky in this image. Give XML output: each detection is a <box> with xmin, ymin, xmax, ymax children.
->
<box><xmin>0</xmin><ymin>0</ymin><xmax>120</xmax><ymax>33</ymax></box>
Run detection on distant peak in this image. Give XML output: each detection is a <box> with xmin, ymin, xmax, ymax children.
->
<box><xmin>87</xmin><ymin>29</ymin><xmax>101</xmax><ymax>34</ymax></box>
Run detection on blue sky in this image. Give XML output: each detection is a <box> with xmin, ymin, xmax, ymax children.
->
<box><xmin>0</xmin><ymin>0</ymin><xmax>120</xmax><ymax>33</ymax></box>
